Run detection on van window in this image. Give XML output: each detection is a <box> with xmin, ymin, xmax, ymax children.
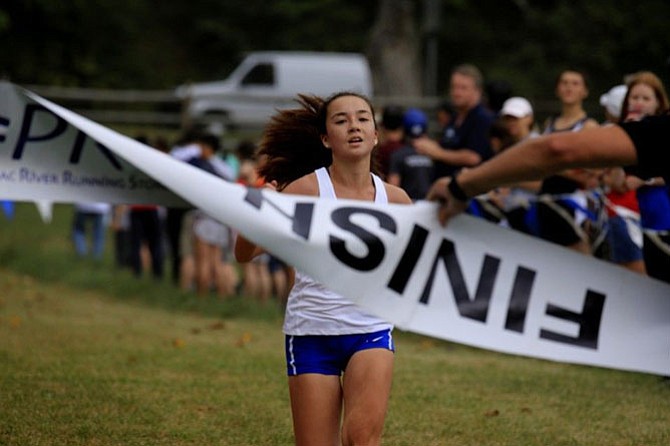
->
<box><xmin>241</xmin><ymin>63</ymin><xmax>275</xmax><ymax>87</ymax></box>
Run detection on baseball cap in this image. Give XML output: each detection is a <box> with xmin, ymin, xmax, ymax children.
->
<box><xmin>599</xmin><ymin>84</ymin><xmax>627</xmax><ymax>119</ymax></box>
<box><xmin>500</xmin><ymin>97</ymin><xmax>533</xmax><ymax>118</ymax></box>
<box><xmin>402</xmin><ymin>108</ymin><xmax>428</xmax><ymax>138</ymax></box>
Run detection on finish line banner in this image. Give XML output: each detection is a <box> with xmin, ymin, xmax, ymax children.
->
<box><xmin>1</xmin><ymin>81</ymin><xmax>669</xmax><ymax>376</ymax></box>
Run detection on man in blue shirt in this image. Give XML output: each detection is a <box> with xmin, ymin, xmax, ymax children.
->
<box><xmin>414</xmin><ymin>64</ymin><xmax>495</xmax><ymax>179</ymax></box>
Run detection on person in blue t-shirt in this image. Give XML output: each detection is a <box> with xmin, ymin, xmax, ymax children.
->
<box><xmin>416</xmin><ymin>64</ymin><xmax>495</xmax><ymax>179</ymax></box>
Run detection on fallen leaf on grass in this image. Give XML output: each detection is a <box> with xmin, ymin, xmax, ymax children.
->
<box><xmin>235</xmin><ymin>332</ymin><xmax>252</xmax><ymax>347</ymax></box>
<box><xmin>172</xmin><ymin>338</ymin><xmax>186</xmax><ymax>348</ymax></box>
<box><xmin>209</xmin><ymin>321</ymin><xmax>226</xmax><ymax>330</ymax></box>
<box><xmin>33</xmin><ymin>291</ymin><xmax>47</xmax><ymax>302</ymax></box>
<box><xmin>419</xmin><ymin>339</ymin><xmax>435</xmax><ymax>350</ymax></box>
<box><xmin>9</xmin><ymin>315</ymin><xmax>22</xmax><ymax>328</ymax></box>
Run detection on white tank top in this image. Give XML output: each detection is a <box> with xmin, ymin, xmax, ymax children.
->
<box><xmin>282</xmin><ymin>167</ymin><xmax>392</xmax><ymax>335</ymax></box>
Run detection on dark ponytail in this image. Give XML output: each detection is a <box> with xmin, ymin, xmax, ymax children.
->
<box><xmin>257</xmin><ymin>94</ymin><xmax>330</xmax><ymax>190</ymax></box>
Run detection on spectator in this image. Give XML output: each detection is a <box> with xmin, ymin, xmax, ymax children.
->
<box><xmin>165</xmin><ymin>131</ymin><xmax>200</xmax><ymax>284</ymax></box>
<box><xmin>168</xmin><ymin>130</ymin><xmax>235</xmax><ymax>287</ymax></box>
<box><xmin>235</xmin><ymin>139</ymin><xmax>272</xmax><ymax>302</ymax></box>
<box><xmin>536</xmin><ymin>69</ymin><xmax>601</xmax><ymax>255</ymax></box>
<box><xmin>469</xmin><ymin>97</ymin><xmax>543</xmax><ymax>231</ymax></box>
<box><xmin>181</xmin><ymin>133</ymin><xmax>238</xmax><ymax>296</ymax></box>
<box><xmin>233</xmin><ymin>140</ymin><xmax>293</xmax><ymax>304</ymax></box>
<box><xmin>128</xmin><ymin>136</ymin><xmax>165</xmax><ymax>279</ymax></box>
<box><xmin>487</xmin><ymin>117</ymin><xmax>516</xmax><ymax>155</ymax></box>
<box><xmin>375</xmin><ymin>104</ymin><xmax>405</xmax><ymax>179</ymax></box>
<box><xmin>597</xmin><ymin>84</ymin><xmax>647</xmax><ymax>275</ymax></box>
<box><xmin>387</xmin><ymin>108</ymin><xmax>435</xmax><ymax>201</ymax></box>
<box><xmin>497</xmin><ymin>97</ymin><xmax>543</xmax><ymax>234</ymax></box>
<box><xmin>424</xmin><ymin>63</ymin><xmax>495</xmax><ymax>179</ymax></box>
<box><xmin>619</xmin><ymin>71</ymin><xmax>670</xmax><ymax>283</ymax></box>
<box><xmin>71</xmin><ymin>201</ymin><xmax>111</xmax><ymax>260</ymax></box>
<box><xmin>128</xmin><ymin>204</ymin><xmax>164</xmax><ymax>278</ymax></box>
<box><xmin>500</xmin><ymin>97</ymin><xmax>540</xmax><ymax>143</ymax></box>
<box><xmin>434</xmin><ymin>100</ymin><xmax>455</xmax><ymax>140</ymax></box>
<box><xmin>111</xmin><ymin>204</ymin><xmax>132</xmax><ymax>269</ymax></box>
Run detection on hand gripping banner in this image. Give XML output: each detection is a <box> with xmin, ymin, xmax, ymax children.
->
<box><xmin>1</xmin><ymin>81</ymin><xmax>669</xmax><ymax>376</ymax></box>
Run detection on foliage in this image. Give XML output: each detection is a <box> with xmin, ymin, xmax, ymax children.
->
<box><xmin>2</xmin><ymin>0</ymin><xmax>669</xmax><ymax>105</ymax></box>
<box><xmin>1</xmin><ymin>0</ymin><xmax>377</xmax><ymax>88</ymax></box>
<box><xmin>436</xmin><ymin>0</ymin><xmax>670</xmax><ymax>101</ymax></box>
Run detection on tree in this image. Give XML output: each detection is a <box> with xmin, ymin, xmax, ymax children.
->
<box><xmin>366</xmin><ymin>0</ymin><xmax>422</xmax><ymax>96</ymax></box>
<box><xmin>2</xmin><ymin>0</ymin><xmax>669</xmax><ymax>113</ymax></box>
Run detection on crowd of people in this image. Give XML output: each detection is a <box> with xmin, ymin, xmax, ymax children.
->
<box><xmin>69</xmin><ymin>63</ymin><xmax>670</xmax><ymax>303</ymax></box>
<box><xmin>69</xmin><ymin>130</ymin><xmax>293</xmax><ymax>305</ymax></box>
<box><xmin>379</xmin><ymin>64</ymin><xmax>670</xmax><ymax>285</ymax></box>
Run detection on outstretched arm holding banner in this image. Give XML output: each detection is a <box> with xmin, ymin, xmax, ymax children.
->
<box><xmin>427</xmin><ymin>115</ymin><xmax>670</xmax><ymax>225</ymax></box>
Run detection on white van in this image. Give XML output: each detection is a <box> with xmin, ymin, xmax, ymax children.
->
<box><xmin>176</xmin><ymin>51</ymin><xmax>373</xmax><ymax>130</ymax></box>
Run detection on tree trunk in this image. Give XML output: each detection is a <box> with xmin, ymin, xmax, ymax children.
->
<box><xmin>366</xmin><ymin>0</ymin><xmax>422</xmax><ymax>97</ymax></box>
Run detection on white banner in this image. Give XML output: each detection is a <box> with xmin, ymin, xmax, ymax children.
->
<box><xmin>2</xmin><ymin>82</ymin><xmax>669</xmax><ymax>376</ymax></box>
<box><xmin>0</xmin><ymin>82</ymin><xmax>188</xmax><ymax>207</ymax></box>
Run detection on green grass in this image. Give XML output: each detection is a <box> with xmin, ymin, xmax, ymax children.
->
<box><xmin>1</xmin><ymin>203</ymin><xmax>669</xmax><ymax>445</ymax></box>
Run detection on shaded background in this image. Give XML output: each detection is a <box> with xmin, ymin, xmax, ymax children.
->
<box><xmin>2</xmin><ymin>0</ymin><xmax>670</xmax><ymax>121</ymax></box>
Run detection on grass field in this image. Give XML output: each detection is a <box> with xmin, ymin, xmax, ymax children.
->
<box><xmin>1</xmin><ymin>203</ymin><xmax>669</xmax><ymax>445</ymax></box>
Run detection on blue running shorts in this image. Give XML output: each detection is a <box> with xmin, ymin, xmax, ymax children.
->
<box><xmin>285</xmin><ymin>329</ymin><xmax>394</xmax><ymax>376</ymax></box>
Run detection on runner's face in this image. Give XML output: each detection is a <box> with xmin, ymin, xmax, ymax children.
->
<box><xmin>321</xmin><ymin>95</ymin><xmax>378</xmax><ymax>160</ymax></box>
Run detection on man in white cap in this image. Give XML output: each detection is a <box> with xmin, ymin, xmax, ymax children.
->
<box><xmin>500</xmin><ymin>96</ymin><xmax>539</xmax><ymax>143</ymax></box>
<box><xmin>487</xmin><ymin>97</ymin><xmax>542</xmax><ymax>234</ymax></box>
